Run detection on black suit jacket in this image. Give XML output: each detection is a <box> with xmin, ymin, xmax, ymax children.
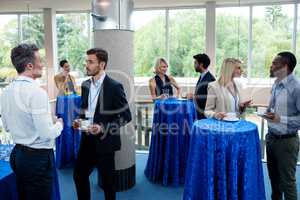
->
<box><xmin>79</xmin><ymin>75</ymin><xmax>132</xmax><ymax>154</ymax></box>
<box><xmin>194</xmin><ymin>71</ymin><xmax>216</xmax><ymax>120</ymax></box>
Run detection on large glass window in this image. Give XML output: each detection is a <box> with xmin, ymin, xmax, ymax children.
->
<box><xmin>169</xmin><ymin>9</ymin><xmax>205</xmax><ymax>77</ymax></box>
<box><xmin>21</xmin><ymin>14</ymin><xmax>47</xmax><ymax>83</ymax></box>
<box><xmin>0</xmin><ymin>15</ymin><xmax>18</xmax><ymax>82</ymax></box>
<box><xmin>216</xmin><ymin>7</ymin><xmax>249</xmax><ymax>77</ymax></box>
<box><xmin>132</xmin><ymin>10</ymin><xmax>166</xmax><ymax>77</ymax></box>
<box><xmin>56</xmin><ymin>13</ymin><xmax>90</xmax><ymax>78</ymax></box>
<box><xmin>21</xmin><ymin>14</ymin><xmax>44</xmax><ymax>50</ymax></box>
<box><xmin>252</xmin><ymin>5</ymin><xmax>294</xmax><ymax>78</ymax></box>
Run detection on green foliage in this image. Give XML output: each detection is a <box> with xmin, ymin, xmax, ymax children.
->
<box><xmin>0</xmin><ymin>6</ymin><xmax>299</xmax><ymax>80</ymax></box>
<box><xmin>0</xmin><ymin>13</ymin><xmax>89</xmax><ymax>80</ymax></box>
<box><xmin>169</xmin><ymin>10</ymin><xmax>205</xmax><ymax>77</ymax></box>
<box><xmin>252</xmin><ymin>6</ymin><xmax>292</xmax><ymax>78</ymax></box>
<box><xmin>265</xmin><ymin>6</ymin><xmax>283</xmax><ymax>29</ymax></box>
<box><xmin>216</xmin><ymin>12</ymin><xmax>248</xmax><ymax>76</ymax></box>
<box><xmin>0</xmin><ymin>67</ymin><xmax>17</xmax><ymax>81</ymax></box>
<box><xmin>57</xmin><ymin>14</ymin><xmax>89</xmax><ymax>73</ymax></box>
<box><xmin>0</xmin><ymin>17</ymin><xmax>18</xmax><ymax>69</ymax></box>
<box><xmin>134</xmin><ymin>10</ymin><xmax>205</xmax><ymax>77</ymax></box>
<box><xmin>134</xmin><ymin>14</ymin><xmax>166</xmax><ymax>76</ymax></box>
<box><xmin>134</xmin><ymin>6</ymin><xmax>297</xmax><ymax>78</ymax></box>
<box><xmin>22</xmin><ymin>14</ymin><xmax>44</xmax><ymax>48</ymax></box>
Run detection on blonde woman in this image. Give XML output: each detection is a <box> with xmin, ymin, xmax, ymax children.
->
<box><xmin>149</xmin><ymin>58</ymin><xmax>180</xmax><ymax>100</ymax></box>
<box><xmin>205</xmin><ymin>58</ymin><xmax>251</xmax><ymax>120</ymax></box>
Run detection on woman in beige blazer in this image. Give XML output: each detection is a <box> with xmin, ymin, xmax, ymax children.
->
<box><xmin>205</xmin><ymin>58</ymin><xmax>251</xmax><ymax>120</ymax></box>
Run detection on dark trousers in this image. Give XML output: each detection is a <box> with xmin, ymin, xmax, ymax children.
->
<box><xmin>266</xmin><ymin>134</ymin><xmax>299</xmax><ymax>200</ymax></box>
<box><xmin>9</xmin><ymin>145</ymin><xmax>54</xmax><ymax>200</ymax></box>
<box><xmin>73</xmin><ymin>146</ymin><xmax>116</xmax><ymax>200</ymax></box>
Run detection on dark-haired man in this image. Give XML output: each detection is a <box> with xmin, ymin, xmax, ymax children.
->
<box><xmin>73</xmin><ymin>48</ymin><xmax>132</xmax><ymax>200</ymax></box>
<box><xmin>54</xmin><ymin>59</ymin><xmax>77</xmax><ymax>95</ymax></box>
<box><xmin>0</xmin><ymin>43</ymin><xmax>63</xmax><ymax>199</ymax></box>
<box><xmin>264</xmin><ymin>51</ymin><xmax>300</xmax><ymax>200</ymax></box>
<box><xmin>187</xmin><ymin>53</ymin><xmax>215</xmax><ymax>119</ymax></box>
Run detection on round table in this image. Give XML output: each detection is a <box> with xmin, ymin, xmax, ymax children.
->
<box><xmin>183</xmin><ymin>118</ymin><xmax>266</xmax><ymax>200</ymax></box>
<box><xmin>55</xmin><ymin>94</ymin><xmax>81</xmax><ymax>168</ymax></box>
<box><xmin>144</xmin><ymin>98</ymin><xmax>197</xmax><ymax>186</ymax></box>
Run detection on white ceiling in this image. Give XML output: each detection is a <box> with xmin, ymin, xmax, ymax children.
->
<box><xmin>0</xmin><ymin>0</ymin><xmax>295</xmax><ymax>13</ymax></box>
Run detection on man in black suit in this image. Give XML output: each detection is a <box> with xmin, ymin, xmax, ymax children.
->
<box><xmin>187</xmin><ymin>53</ymin><xmax>215</xmax><ymax>120</ymax></box>
<box><xmin>73</xmin><ymin>48</ymin><xmax>132</xmax><ymax>200</ymax></box>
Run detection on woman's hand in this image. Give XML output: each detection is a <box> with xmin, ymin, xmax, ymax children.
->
<box><xmin>214</xmin><ymin>112</ymin><xmax>227</xmax><ymax>120</ymax></box>
<box><xmin>186</xmin><ymin>93</ymin><xmax>194</xmax><ymax>99</ymax></box>
<box><xmin>240</xmin><ymin>99</ymin><xmax>252</xmax><ymax>108</ymax></box>
<box><xmin>159</xmin><ymin>94</ymin><xmax>169</xmax><ymax>99</ymax></box>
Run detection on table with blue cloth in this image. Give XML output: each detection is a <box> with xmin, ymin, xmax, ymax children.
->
<box><xmin>183</xmin><ymin>118</ymin><xmax>265</xmax><ymax>200</ymax></box>
<box><xmin>145</xmin><ymin>98</ymin><xmax>197</xmax><ymax>186</ymax></box>
<box><xmin>55</xmin><ymin>94</ymin><xmax>81</xmax><ymax>168</ymax></box>
<box><xmin>0</xmin><ymin>145</ymin><xmax>61</xmax><ymax>200</ymax></box>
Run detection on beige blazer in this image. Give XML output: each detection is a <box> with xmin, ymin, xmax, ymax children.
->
<box><xmin>204</xmin><ymin>80</ymin><xmax>242</xmax><ymax>118</ymax></box>
<box><xmin>54</xmin><ymin>73</ymin><xmax>77</xmax><ymax>95</ymax></box>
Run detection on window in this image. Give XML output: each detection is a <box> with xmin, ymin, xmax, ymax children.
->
<box><xmin>252</xmin><ymin>5</ymin><xmax>294</xmax><ymax>78</ymax></box>
<box><xmin>21</xmin><ymin>14</ymin><xmax>47</xmax><ymax>83</ymax></box>
<box><xmin>21</xmin><ymin>14</ymin><xmax>44</xmax><ymax>49</ymax></box>
<box><xmin>0</xmin><ymin>15</ymin><xmax>18</xmax><ymax>82</ymax></box>
<box><xmin>216</xmin><ymin>7</ymin><xmax>249</xmax><ymax>77</ymax></box>
<box><xmin>169</xmin><ymin>9</ymin><xmax>205</xmax><ymax>77</ymax></box>
<box><xmin>56</xmin><ymin>13</ymin><xmax>90</xmax><ymax>78</ymax></box>
<box><xmin>132</xmin><ymin>10</ymin><xmax>166</xmax><ymax>77</ymax></box>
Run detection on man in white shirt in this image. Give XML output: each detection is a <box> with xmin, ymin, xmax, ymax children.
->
<box><xmin>0</xmin><ymin>43</ymin><xmax>63</xmax><ymax>200</ymax></box>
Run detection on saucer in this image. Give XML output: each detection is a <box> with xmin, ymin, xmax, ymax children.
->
<box><xmin>223</xmin><ymin>117</ymin><xmax>240</xmax><ymax>122</ymax></box>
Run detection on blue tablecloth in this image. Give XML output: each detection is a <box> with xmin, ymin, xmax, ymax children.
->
<box><xmin>55</xmin><ymin>94</ymin><xmax>81</xmax><ymax>168</ymax></box>
<box><xmin>0</xmin><ymin>145</ymin><xmax>61</xmax><ymax>200</ymax></box>
<box><xmin>145</xmin><ymin>98</ymin><xmax>197</xmax><ymax>186</ymax></box>
<box><xmin>183</xmin><ymin>118</ymin><xmax>265</xmax><ymax>200</ymax></box>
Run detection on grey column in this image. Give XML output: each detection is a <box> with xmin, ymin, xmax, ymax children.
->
<box><xmin>92</xmin><ymin>0</ymin><xmax>135</xmax><ymax>191</ymax></box>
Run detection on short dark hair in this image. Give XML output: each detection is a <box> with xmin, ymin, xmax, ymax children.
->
<box><xmin>11</xmin><ymin>43</ymin><xmax>39</xmax><ymax>74</ymax></box>
<box><xmin>193</xmin><ymin>53</ymin><xmax>211</xmax><ymax>69</ymax></box>
<box><xmin>59</xmin><ymin>59</ymin><xmax>68</xmax><ymax>68</ymax></box>
<box><xmin>86</xmin><ymin>48</ymin><xmax>108</xmax><ymax>69</ymax></box>
<box><xmin>277</xmin><ymin>51</ymin><xmax>297</xmax><ymax>73</ymax></box>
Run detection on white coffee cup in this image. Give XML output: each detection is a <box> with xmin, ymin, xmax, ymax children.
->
<box><xmin>80</xmin><ymin>119</ymin><xmax>90</xmax><ymax>130</ymax></box>
<box><xmin>257</xmin><ymin>107</ymin><xmax>267</xmax><ymax>115</ymax></box>
<box><xmin>226</xmin><ymin>112</ymin><xmax>237</xmax><ymax>119</ymax></box>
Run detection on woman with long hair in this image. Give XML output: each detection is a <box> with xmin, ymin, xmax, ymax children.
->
<box><xmin>205</xmin><ymin>58</ymin><xmax>251</xmax><ymax>120</ymax></box>
<box><xmin>149</xmin><ymin>58</ymin><xmax>180</xmax><ymax>100</ymax></box>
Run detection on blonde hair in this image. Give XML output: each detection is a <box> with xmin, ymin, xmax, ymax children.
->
<box><xmin>218</xmin><ymin>58</ymin><xmax>241</xmax><ymax>86</ymax></box>
<box><xmin>153</xmin><ymin>58</ymin><xmax>168</xmax><ymax>74</ymax></box>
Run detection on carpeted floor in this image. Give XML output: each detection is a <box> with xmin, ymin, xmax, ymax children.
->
<box><xmin>57</xmin><ymin>153</ymin><xmax>300</xmax><ymax>200</ymax></box>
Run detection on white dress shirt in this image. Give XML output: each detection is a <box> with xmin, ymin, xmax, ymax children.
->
<box><xmin>227</xmin><ymin>89</ymin><xmax>239</xmax><ymax>113</ymax></box>
<box><xmin>200</xmin><ymin>70</ymin><xmax>208</xmax><ymax>82</ymax></box>
<box><xmin>0</xmin><ymin>76</ymin><xmax>62</xmax><ymax>149</ymax></box>
<box><xmin>87</xmin><ymin>72</ymin><xmax>106</xmax><ymax>121</ymax></box>
<box><xmin>268</xmin><ymin>74</ymin><xmax>300</xmax><ymax>135</ymax></box>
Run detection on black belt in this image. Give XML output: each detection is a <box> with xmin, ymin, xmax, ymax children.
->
<box><xmin>15</xmin><ymin>144</ymin><xmax>52</xmax><ymax>153</ymax></box>
<box><xmin>267</xmin><ymin>133</ymin><xmax>298</xmax><ymax>140</ymax></box>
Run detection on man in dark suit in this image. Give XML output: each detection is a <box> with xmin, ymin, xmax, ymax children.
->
<box><xmin>187</xmin><ymin>53</ymin><xmax>215</xmax><ymax>119</ymax></box>
<box><xmin>73</xmin><ymin>48</ymin><xmax>132</xmax><ymax>200</ymax></box>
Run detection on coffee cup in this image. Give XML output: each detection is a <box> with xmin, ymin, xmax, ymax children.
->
<box><xmin>80</xmin><ymin>119</ymin><xmax>90</xmax><ymax>131</ymax></box>
<box><xmin>226</xmin><ymin>112</ymin><xmax>237</xmax><ymax>119</ymax></box>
